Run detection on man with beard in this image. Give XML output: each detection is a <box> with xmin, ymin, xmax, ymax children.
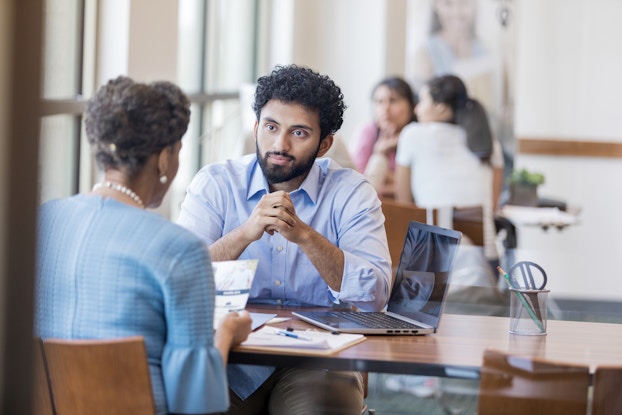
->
<box><xmin>177</xmin><ymin>64</ymin><xmax>391</xmax><ymax>415</ymax></box>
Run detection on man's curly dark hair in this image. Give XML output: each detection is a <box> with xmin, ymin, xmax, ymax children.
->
<box><xmin>252</xmin><ymin>65</ymin><xmax>346</xmax><ymax>140</ymax></box>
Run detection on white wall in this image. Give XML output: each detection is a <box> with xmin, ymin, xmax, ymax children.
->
<box><xmin>270</xmin><ymin>0</ymin><xmax>408</xmax><ymax>146</ymax></box>
<box><xmin>509</xmin><ymin>155</ymin><xmax>622</xmax><ymax>300</ymax></box>
<box><xmin>515</xmin><ymin>0</ymin><xmax>622</xmax><ymax>139</ymax></box>
<box><xmin>512</xmin><ymin>0</ymin><xmax>622</xmax><ymax>300</ymax></box>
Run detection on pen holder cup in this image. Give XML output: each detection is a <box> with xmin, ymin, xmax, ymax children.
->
<box><xmin>509</xmin><ymin>288</ymin><xmax>549</xmax><ymax>336</ymax></box>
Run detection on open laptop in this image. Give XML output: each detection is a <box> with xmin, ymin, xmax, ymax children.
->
<box><xmin>293</xmin><ymin>221</ymin><xmax>462</xmax><ymax>335</ymax></box>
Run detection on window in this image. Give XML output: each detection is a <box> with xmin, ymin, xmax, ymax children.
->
<box><xmin>173</xmin><ymin>0</ymin><xmax>263</xmax><ymax>218</ymax></box>
<box><xmin>178</xmin><ymin>0</ymin><xmax>262</xmax><ymax>166</ymax></box>
<box><xmin>39</xmin><ymin>0</ymin><xmax>89</xmax><ymax>203</ymax></box>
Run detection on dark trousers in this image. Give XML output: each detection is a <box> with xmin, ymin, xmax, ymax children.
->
<box><xmin>227</xmin><ymin>368</ymin><xmax>364</xmax><ymax>415</ymax></box>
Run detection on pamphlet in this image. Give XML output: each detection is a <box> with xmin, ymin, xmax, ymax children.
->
<box><xmin>213</xmin><ymin>259</ymin><xmax>258</xmax><ymax>327</ymax></box>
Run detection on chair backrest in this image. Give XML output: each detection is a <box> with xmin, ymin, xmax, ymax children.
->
<box><xmin>452</xmin><ymin>206</ymin><xmax>485</xmax><ymax>247</ymax></box>
<box><xmin>591</xmin><ymin>365</ymin><xmax>622</xmax><ymax>415</ymax></box>
<box><xmin>33</xmin><ymin>338</ymin><xmax>54</xmax><ymax>415</ymax></box>
<box><xmin>478</xmin><ymin>349</ymin><xmax>590</xmax><ymax>415</ymax></box>
<box><xmin>42</xmin><ymin>336</ymin><xmax>156</xmax><ymax>415</ymax></box>
<box><xmin>380</xmin><ymin>198</ymin><xmax>431</xmax><ymax>269</ymax></box>
<box><xmin>381</xmin><ymin>198</ymin><xmax>485</xmax><ymax>267</ymax></box>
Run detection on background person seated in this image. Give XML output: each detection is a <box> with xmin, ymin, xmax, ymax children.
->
<box><xmin>395</xmin><ymin>74</ymin><xmax>503</xmax><ymax>268</ymax></box>
<box><xmin>349</xmin><ymin>76</ymin><xmax>418</xmax><ymax>197</ymax></box>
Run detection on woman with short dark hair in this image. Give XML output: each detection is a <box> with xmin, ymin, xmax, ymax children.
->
<box><xmin>35</xmin><ymin>76</ymin><xmax>252</xmax><ymax>415</ymax></box>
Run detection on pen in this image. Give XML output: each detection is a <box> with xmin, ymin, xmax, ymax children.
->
<box><xmin>497</xmin><ymin>266</ymin><xmax>545</xmax><ymax>333</ymax></box>
<box><xmin>275</xmin><ymin>329</ymin><xmax>313</xmax><ymax>341</ymax></box>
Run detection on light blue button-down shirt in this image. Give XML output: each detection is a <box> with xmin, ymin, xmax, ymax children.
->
<box><xmin>178</xmin><ymin>154</ymin><xmax>392</xmax><ymax>312</ymax></box>
<box><xmin>177</xmin><ymin>154</ymin><xmax>392</xmax><ymax>399</ymax></box>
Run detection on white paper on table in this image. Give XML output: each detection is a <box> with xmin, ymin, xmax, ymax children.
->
<box><xmin>240</xmin><ymin>326</ymin><xmax>366</xmax><ymax>352</ymax></box>
<box><xmin>249</xmin><ymin>312</ymin><xmax>278</xmax><ymax>331</ymax></box>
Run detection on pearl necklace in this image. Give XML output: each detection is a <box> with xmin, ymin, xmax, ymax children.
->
<box><xmin>93</xmin><ymin>181</ymin><xmax>145</xmax><ymax>208</ymax></box>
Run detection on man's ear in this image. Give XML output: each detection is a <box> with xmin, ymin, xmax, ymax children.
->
<box><xmin>253</xmin><ymin>120</ymin><xmax>259</xmax><ymax>141</ymax></box>
<box><xmin>317</xmin><ymin>134</ymin><xmax>334</xmax><ymax>158</ymax></box>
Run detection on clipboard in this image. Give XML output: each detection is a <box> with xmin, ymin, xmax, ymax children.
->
<box><xmin>237</xmin><ymin>326</ymin><xmax>366</xmax><ymax>356</ymax></box>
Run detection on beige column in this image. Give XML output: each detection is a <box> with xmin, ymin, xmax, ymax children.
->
<box><xmin>0</xmin><ymin>0</ymin><xmax>43</xmax><ymax>413</ymax></box>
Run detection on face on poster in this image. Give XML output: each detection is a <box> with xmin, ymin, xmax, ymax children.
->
<box><xmin>406</xmin><ymin>0</ymin><xmax>517</xmax><ymax>151</ymax></box>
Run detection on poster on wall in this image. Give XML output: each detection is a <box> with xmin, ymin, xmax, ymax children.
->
<box><xmin>406</xmin><ymin>0</ymin><xmax>517</xmax><ymax>179</ymax></box>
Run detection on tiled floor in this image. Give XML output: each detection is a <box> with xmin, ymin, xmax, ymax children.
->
<box><xmin>364</xmin><ymin>374</ymin><xmax>479</xmax><ymax>414</ymax></box>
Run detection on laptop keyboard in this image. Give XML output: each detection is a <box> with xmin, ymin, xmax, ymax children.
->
<box><xmin>330</xmin><ymin>312</ymin><xmax>420</xmax><ymax>329</ymax></box>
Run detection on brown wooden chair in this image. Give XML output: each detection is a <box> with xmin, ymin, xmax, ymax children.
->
<box><xmin>478</xmin><ymin>349</ymin><xmax>591</xmax><ymax>415</ymax></box>
<box><xmin>42</xmin><ymin>336</ymin><xmax>156</xmax><ymax>415</ymax></box>
<box><xmin>452</xmin><ymin>206</ymin><xmax>485</xmax><ymax>247</ymax></box>
<box><xmin>381</xmin><ymin>197</ymin><xmax>486</xmax><ymax>258</ymax></box>
<box><xmin>591</xmin><ymin>365</ymin><xmax>622</xmax><ymax>415</ymax></box>
<box><xmin>380</xmin><ymin>198</ymin><xmax>430</xmax><ymax>269</ymax></box>
<box><xmin>33</xmin><ymin>338</ymin><xmax>54</xmax><ymax>415</ymax></box>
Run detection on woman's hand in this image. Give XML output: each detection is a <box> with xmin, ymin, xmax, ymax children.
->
<box><xmin>218</xmin><ymin>310</ymin><xmax>252</xmax><ymax>346</ymax></box>
<box><xmin>374</xmin><ymin>130</ymin><xmax>399</xmax><ymax>155</ymax></box>
<box><xmin>214</xmin><ymin>310</ymin><xmax>252</xmax><ymax>364</ymax></box>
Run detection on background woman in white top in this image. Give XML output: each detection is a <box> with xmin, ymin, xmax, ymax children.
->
<box><xmin>395</xmin><ymin>74</ymin><xmax>502</xmax><ymax>264</ymax></box>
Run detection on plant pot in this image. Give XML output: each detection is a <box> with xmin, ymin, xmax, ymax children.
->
<box><xmin>508</xmin><ymin>183</ymin><xmax>539</xmax><ymax>207</ymax></box>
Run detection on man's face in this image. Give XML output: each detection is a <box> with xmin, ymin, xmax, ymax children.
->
<box><xmin>255</xmin><ymin>100</ymin><xmax>325</xmax><ymax>189</ymax></box>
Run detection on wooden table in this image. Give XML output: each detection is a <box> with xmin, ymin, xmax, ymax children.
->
<box><xmin>230</xmin><ymin>306</ymin><xmax>622</xmax><ymax>378</ymax></box>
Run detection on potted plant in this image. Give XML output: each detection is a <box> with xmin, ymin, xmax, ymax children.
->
<box><xmin>507</xmin><ymin>168</ymin><xmax>545</xmax><ymax>207</ymax></box>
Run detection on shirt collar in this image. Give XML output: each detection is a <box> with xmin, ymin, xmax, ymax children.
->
<box><xmin>247</xmin><ymin>156</ymin><xmax>323</xmax><ymax>205</ymax></box>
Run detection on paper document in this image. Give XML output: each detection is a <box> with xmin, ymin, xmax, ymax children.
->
<box><xmin>213</xmin><ymin>259</ymin><xmax>258</xmax><ymax>327</ymax></box>
<box><xmin>249</xmin><ymin>312</ymin><xmax>278</xmax><ymax>331</ymax></box>
<box><xmin>239</xmin><ymin>326</ymin><xmax>366</xmax><ymax>354</ymax></box>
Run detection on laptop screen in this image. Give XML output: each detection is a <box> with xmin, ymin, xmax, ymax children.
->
<box><xmin>387</xmin><ymin>221</ymin><xmax>462</xmax><ymax>328</ymax></box>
